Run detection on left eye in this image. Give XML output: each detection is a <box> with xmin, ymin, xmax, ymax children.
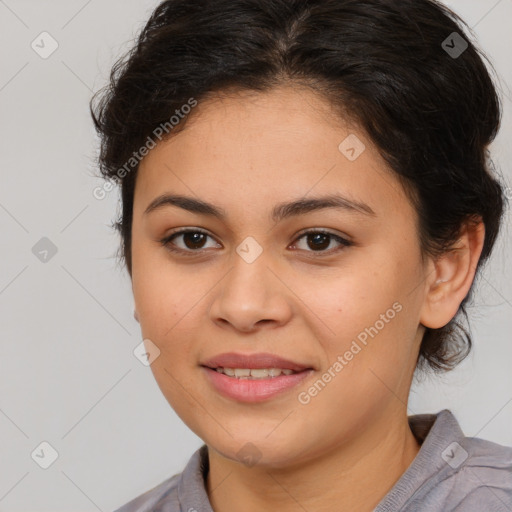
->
<box><xmin>291</xmin><ymin>230</ymin><xmax>352</xmax><ymax>254</ymax></box>
<box><xmin>160</xmin><ymin>229</ymin><xmax>352</xmax><ymax>256</ymax></box>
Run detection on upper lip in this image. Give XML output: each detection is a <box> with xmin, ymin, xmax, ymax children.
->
<box><xmin>201</xmin><ymin>352</ymin><xmax>313</xmax><ymax>372</ymax></box>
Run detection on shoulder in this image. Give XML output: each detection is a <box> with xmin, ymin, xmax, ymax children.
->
<box><xmin>446</xmin><ymin>436</ymin><xmax>512</xmax><ymax>510</ymax></box>
<box><xmin>113</xmin><ymin>473</ymin><xmax>181</xmax><ymax>512</ymax></box>
<box><xmin>464</xmin><ymin>434</ymin><xmax>512</xmax><ymax>471</ymax></box>
<box><xmin>410</xmin><ymin>412</ymin><xmax>512</xmax><ymax>511</ymax></box>
<box><xmin>112</xmin><ymin>444</ymin><xmax>209</xmax><ymax>512</ymax></box>
<box><xmin>377</xmin><ymin>410</ymin><xmax>512</xmax><ymax>512</ymax></box>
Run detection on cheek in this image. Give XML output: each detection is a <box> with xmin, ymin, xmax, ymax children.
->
<box><xmin>131</xmin><ymin>239</ymin><xmax>191</xmax><ymax>339</ymax></box>
<box><xmin>303</xmin><ymin>263</ymin><xmax>396</xmax><ymax>332</ymax></box>
<box><xmin>131</xmin><ymin>239</ymin><xmax>223</xmax><ymax>372</ymax></box>
<box><xmin>307</xmin><ymin>252</ymin><xmax>418</xmax><ymax>367</ymax></box>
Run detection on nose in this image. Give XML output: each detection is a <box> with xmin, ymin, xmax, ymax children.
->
<box><xmin>208</xmin><ymin>252</ymin><xmax>293</xmax><ymax>333</ymax></box>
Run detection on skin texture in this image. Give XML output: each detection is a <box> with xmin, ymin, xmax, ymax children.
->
<box><xmin>131</xmin><ymin>84</ymin><xmax>485</xmax><ymax>511</ymax></box>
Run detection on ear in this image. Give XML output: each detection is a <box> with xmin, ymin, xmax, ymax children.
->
<box><xmin>134</xmin><ymin>309</ymin><xmax>140</xmax><ymax>323</ymax></box>
<box><xmin>420</xmin><ymin>218</ymin><xmax>485</xmax><ymax>329</ymax></box>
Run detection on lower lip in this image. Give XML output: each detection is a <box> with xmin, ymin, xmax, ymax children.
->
<box><xmin>201</xmin><ymin>366</ymin><xmax>314</xmax><ymax>403</ymax></box>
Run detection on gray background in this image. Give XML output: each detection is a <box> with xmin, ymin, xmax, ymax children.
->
<box><xmin>0</xmin><ymin>0</ymin><xmax>511</xmax><ymax>510</ymax></box>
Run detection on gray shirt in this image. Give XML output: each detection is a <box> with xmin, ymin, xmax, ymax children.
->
<box><xmin>114</xmin><ymin>409</ymin><xmax>512</xmax><ymax>511</ymax></box>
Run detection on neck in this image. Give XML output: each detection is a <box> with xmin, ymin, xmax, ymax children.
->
<box><xmin>205</xmin><ymin>408</ymin><xmax>421</xmax><ymax>512</ymax></box>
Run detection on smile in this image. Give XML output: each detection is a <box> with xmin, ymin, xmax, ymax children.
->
<box><xmin>202</xmin><ymin>366</ymin><xmax>313</xmax><ymax>402</ymax></box>
<box><xmin>214</xmin><ymin>367</ymin><xmax>297</xmax><ymax>378</ymax></box>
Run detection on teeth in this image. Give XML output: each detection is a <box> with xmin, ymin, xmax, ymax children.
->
<box><xmin>250</xmin><ymin>369</ymin><xmax>269</xmax><ymax>378</ymax></box>
<box><xmin>215</xmin><ymin>367</ymin><xmax>297</xmax><ymax>379</ymax></box>
<box><xmin>234</xmin><ymin>368</ymin><xmax>251</xmax><ymax>378</ymax></box>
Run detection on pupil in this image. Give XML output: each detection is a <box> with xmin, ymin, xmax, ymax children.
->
<box><xmin>308</xmin><ymin>233</ymin><xmax>329</xmax><ymax>251</ymax></box>
<box><xmin>185</xmin><ymin>232</ymin><xmax>205</xmax><ymax>249</ymax></box>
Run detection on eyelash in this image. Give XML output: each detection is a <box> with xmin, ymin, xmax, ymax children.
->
<box><xmin>159</xmin><ymin>228</ymin><xmax>353</xmax><ymax>257</ymax></box>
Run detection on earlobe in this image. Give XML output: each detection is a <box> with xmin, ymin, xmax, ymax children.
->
<box><xmin>420</xmin><ymin>219</ymin><xmax>485</xmax><ymax>329</ymax></box>
<box><xmin>134</xmin><ymin>309</ymin><xmax>140</xmax><ymax>322</ymax></box>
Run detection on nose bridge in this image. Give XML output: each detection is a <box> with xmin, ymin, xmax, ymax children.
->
<box><xmin>209</xmin><ymin>238</ymin><xmax>291</xmax><ymax>330</ymax></box>
<box><xmin>225</xmin><ymin>240</ymin><xmax>274</xmax><ymax>307</ymax></box>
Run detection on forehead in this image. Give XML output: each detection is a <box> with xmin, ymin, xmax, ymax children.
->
<box><xmin>134</xmin><ymin>85</ymin><xmax>410</xmax><ymax>221</ymax></box>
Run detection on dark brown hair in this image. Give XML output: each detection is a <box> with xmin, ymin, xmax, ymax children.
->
<box><xmin>90</xmin><ymin>0</ymin><xmax>507</xmax><ymax>373</ymax></box>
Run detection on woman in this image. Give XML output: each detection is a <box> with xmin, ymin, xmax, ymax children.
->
<box><xmin>90</xmin><ymin>0</ymin><xmax>512</xmax><ymax>510</ymax></box>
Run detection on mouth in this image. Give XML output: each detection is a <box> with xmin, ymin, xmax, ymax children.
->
<box><xmin>200</xmin><ymin>352</ymin><xmax>314</xmax><ymax>373</ymax></box>
<box><xmin>200</xmin><ymin>352</ymin><xmax>315</xmax><ymax>402</ymax></box>
<box><xmin>209</xmin><ymin>367</ymin><xmax>301</xmax><ymax>379</ymax></box>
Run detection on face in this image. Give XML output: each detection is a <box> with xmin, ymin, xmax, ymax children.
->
<box><xmin>131</xmin><ymin>85</ymin><xmax>429</xmax><ymax>468</ymax></box>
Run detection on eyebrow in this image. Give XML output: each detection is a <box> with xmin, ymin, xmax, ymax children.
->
<box><xmin>144</xmin><ymin>193</ymin><xmax>376</xmax><ymax>222</ymax></box>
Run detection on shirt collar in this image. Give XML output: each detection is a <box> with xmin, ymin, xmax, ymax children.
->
<box><xmin>177</xmin><ymin>443</ymin><xmax>213</xmax><ymax>512</ymax></box>
<box><xmin>375</xmin><ymin>409</ymin><xmax>466</xmax><ymax>511</ymax></box>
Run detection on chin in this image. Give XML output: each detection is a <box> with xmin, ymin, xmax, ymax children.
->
<box><xmin>205</xmin><ymin>432</ymin><xmax>309</xmax><ymax>470</ymax></box>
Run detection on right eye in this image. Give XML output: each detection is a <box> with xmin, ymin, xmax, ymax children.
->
<box><xmin>160</xmin><ymin>228</ymin><xmax>221</xmax><ymax>256</ymax></box>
